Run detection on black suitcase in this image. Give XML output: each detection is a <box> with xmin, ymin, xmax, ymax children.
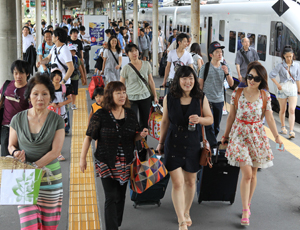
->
<box><xmin>130</xmin><ymin>154</ymin><xmax>170</xmax><ymax>208</ymax></box>
<box><xmin>197</xmin><ymin>142</ymin><xmax>240</xmax><ymax>204</ymax></box>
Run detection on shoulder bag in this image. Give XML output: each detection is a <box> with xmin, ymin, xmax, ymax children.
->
<box><xmin>109</xmin><ymin>49</ymin><xmax>121</xmax><ymax>70</ymax></box>
<box><xmin>280</xmin><ymin>65</ymin><xmax>296</xmax><ymax>95</ymax></box>
<box><xmin>199</xmin><ymin>96</ymin><xmax>213</xmax><ymax>168</ymax></box>
<box><xmin>128</xmin><ymin>63</ymin><xmax>153</xmax><ymax>99</ymax></box>
<box><xmin>0</xmin><ymin>80</ymin><xmax>11</xmax><ymax>144</ymax></box>
<box><xmin>240</xmin><ymin>49</ymin><xmax>250</xmax><ymax>65</ymax></box>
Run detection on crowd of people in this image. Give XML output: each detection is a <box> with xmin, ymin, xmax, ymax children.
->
<box><xmin>0</xmin><ymin>15</ymin><xmax>299</xmax><ymax>230</ymax></box>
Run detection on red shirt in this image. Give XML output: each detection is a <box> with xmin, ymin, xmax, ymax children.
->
<box><xmin>0</xmin><ymin>80</ymin><xmax>30</xmax><ymax>125</ymax></box>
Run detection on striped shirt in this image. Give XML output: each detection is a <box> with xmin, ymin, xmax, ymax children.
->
<box><xmin>199</xmin><ymin>62</ymin><xmax>232</xmax><ymax>103</ymax></box>
<box><xmin>269</xmin><ymin>61</ymin><xmax>300</xmax><ymax>83</ymax></box>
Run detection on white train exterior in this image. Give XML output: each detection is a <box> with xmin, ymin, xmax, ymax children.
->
<box><xmin>116</xmin><ymin>0</ymin><xmax>300</xmax><ymax>110</ymax></box>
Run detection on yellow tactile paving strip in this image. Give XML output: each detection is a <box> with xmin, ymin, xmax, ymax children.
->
<box><xmin>225</xmin><ymin>102</ymin><xmax>300</xmax><ymax>160</ymax></box>
<box><xmin>68</xmin><ymin>88</ymin><xmax>101</xmax><ymax>230</ymax></box>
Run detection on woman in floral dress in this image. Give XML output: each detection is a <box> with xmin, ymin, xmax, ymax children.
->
<box><xmin>221</xmin><ymin>61</ymin><xmax>284</xmax><ymax>226</ymax></box>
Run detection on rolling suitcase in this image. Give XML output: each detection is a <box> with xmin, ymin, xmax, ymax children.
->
<box><xmin>130</xmin><ymin>155</ymin><xmax>170</xmax><ymax>208</ymax></box>
<box><xmin>158</xmin><ymin>86</ymin><xmax>168</xmax><ymax>106</ymax></box>
<box><xmin>197</xmin><ymin>142</ymin><xmax>240</xmax><ymax>204</ymax></box>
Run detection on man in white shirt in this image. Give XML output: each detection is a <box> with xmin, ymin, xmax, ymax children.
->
<box><xmin>79</xmin><ymin>26</ymin><xmax>92</xmax><ymax>74</ymax></box>
<box><xmin>163</xmin><ymin>33</ymin><xmax>194</xmax><ymax>89</ymax></box>
<box><xmin>167</xmin><ymin>35</ymin><xmax>192</xmax><ymax>53</ymax></box>
<box><xmin>37</xmin><ymin>28</ymin><xmax>74</xmax><ymax>85</ymax></box>
<box><xmin>22</xmin><ymin>26</ymin><xmax>35</xmax><ymax>58</ymax></box>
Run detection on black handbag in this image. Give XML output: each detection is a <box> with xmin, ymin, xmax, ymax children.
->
<box><xmin>0</xmin><ymin>80</ymin><xmax>11</xmax><ymax>144</ymax></box>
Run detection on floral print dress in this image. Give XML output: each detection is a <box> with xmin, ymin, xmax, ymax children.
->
<box><xmin>226</xmin><ymin>88</ymin><xmax>274</xmax><ymax>168</ymax></box>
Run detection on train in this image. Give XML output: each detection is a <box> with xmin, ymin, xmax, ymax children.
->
<box><xmin>113</xmin><ymin>0</ymin><xmax>300</xmax><ymax>120</ymax></box>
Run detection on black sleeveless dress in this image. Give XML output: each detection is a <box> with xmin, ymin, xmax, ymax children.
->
<box><xmin>164</xmin><ymin>93</ymin><xmax>202</xmax><ymax>173</ymax></box>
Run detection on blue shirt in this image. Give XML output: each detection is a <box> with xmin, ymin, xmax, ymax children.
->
<box><xmin>37</xmin><ymin>42</ymin><xmax>54</xmax><ymax>73</ymax></box>
<box><xmin>269</xmin><ymin>60</ymin><xmax>300</xmax><ymax>83</ymax></box>
<box><xmin>117</xmin><ymin>33</ymin><xmax>125</xmax><ymax>50</ymax></box>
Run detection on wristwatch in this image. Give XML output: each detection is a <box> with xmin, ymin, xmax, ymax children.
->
<box><xmin>225</xmin><ymin>73</ymin><xmax>229</xmax><ymax>77</ymax></box>
<box><xmin>62</xmin><ymin>79</ymin><xmax>66</xmax><ymax>84</ymax></box>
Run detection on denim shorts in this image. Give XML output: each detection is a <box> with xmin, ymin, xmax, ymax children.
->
<box><xmin>277</xmin><ymin>84</ymin><xmax>297</xmax><ymax>98</ymax></box>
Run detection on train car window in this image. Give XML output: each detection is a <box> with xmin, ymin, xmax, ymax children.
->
<box><xmin>180</xmin><ymin>25</ymin><xmax>183</xmax><ymax>32</ymax></box>
<box><xmin>247</xmin><ymin>33</ymin><xmax>256</xmax><ymax>49</ymax></box>
<box><xmin>257</xmin><ymin>35</ymin><xmax>267</xmax><ymax>61</ymax></box>
<box><xmin>229</xmin><ymin>31</ymin><xmax>236</xmax><ymax>53</ymax></box>
<box><xmin>269</xmin><ymin>21</ymin><xmax>300</xmax><ymax>59</ymax></box>
<box><xmin>177</xmin><ymin>25</ymin><xmax>180</xmax><ymax>31</ymax></box>
<box><xmin>183</xmin><ymin>25</ymin><xmax>186</xmax><ymax>33</ymax></box>
<box><xmin>200</xmin><ymin>27</ymin><xmax>202</xmax><ymax>44</ymax></box>
<box><xmin>219</xmin><ymin>20</ymin><xmax>225</xmax><ymax>41</ymax></box>
<box><xmin>204</xmin><ymin>17</ymin><xmax>207</xmax><ymax>29</ymax></box>
<box><xmin>187</xmin><ymin>26</ymin><xmax>190</xmax><ymax>34</ymax></box>
<box><xmin>237</xmin><ymin>32</ymin><xmax>245</xmax><ymax>51</ymax></box>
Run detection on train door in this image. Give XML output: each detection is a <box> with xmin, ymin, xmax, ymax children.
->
<box><xmin>207</xmin><ymin>17</ymin><xmax>213</xmax><ymax>61</ymax></box>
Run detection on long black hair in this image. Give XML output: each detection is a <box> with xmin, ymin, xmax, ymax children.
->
<box><xmin>107</xmin><ymin>36</ymin><xmax>121</xmax><ymax>54</ymax></box>
<box><xmin>170</xmin><ymin>66</ymin><xmax>203</xmax><ymax>99</ymax></box>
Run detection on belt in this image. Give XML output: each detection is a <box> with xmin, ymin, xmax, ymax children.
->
<box><xmin>2</xmin><ymin>124</ymin><xmax>10</xmax><ymax>128</ymax></box>
<box><xmin>170</xmin><ymin>123</ymin><xmax>188</xmax><ymax>132</ymax></box>
<box><xmin>236</xmin><ymin>118</ymin><xmax>261</xmax><ymax>125</ymax></box>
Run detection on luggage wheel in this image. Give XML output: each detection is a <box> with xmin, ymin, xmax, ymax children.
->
<box><xmin>198</xmin><ymin>200</ymin><xmax>202</xmax><ymax>204</ymax></box>
<box><xmin>230</xmin><ymin>200</ymin><xmax>234</xmax><ymax>205</ymax></box>
<box><xmin>133</xmin><ymin>202</ymin><xmax>137</xmax><ymax>209</ymax></box>
<box><xmin>157</xmin><ymin>201</ymin><xmax>161</xmax><ymax>207</ymax></box>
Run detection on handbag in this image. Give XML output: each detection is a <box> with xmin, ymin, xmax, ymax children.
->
<box><xmin>148</xmin><ymin>104</ymin><xmax>163</xmax><ymax>140</ymax></box>
<box><xmin>128</xmin><ymin>63</ymin><xmax>153</xmax><ymax>99</ymax></box>
<box><xmin>0</xmin><ymin>157</ymin><xmax>45</xmax><ymax>205</ymax></box>
<box><xmin>199</xmin><ymin>98</ymin><xmax>213</xmax><ymax>168</ymax></box>
<box><xmin>280</xmin><ymin>66</ymin><xmax>296</xmax><ymax>95</ymax></box>
<box><xmin>88</xmin><ymin>75</ymin><xmax>105</xmax><ymax>99</ymax></box>
<box><xmin>130</xmin><ymin>139</ymin><xmax>168</xmax><ymax>194</ymax></box>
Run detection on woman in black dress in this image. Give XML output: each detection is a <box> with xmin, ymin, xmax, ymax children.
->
<box><xmin>157</xmin><ymin>66</ymin><xmax>213</xmax><ymax>230</ymax></box>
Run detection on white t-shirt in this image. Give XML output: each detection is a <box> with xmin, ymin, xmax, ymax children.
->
<box><xmin>79</xmin><ymin>33</ymin><xmax>91</xmax><ymax>48</ymax></box>
<box><xmin>50</xmin><ymin>44</ymin><xmax>73</xmax><ymax>84</ymax></box>
<box><xmin>167</xmin><ymin>40</ymin><xmax>191</xmax><ymax>52</ymax></box>
<box><xmin>22</xmin><ymin>34</ymin><xmax>35</xmax><ymax>53</ymax></box>
<box><xmin>167</xmin><ymin>49</ymin><xmax>193</xmax><ymax>80</ymax></box>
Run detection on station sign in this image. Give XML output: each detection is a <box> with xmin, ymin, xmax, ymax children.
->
<box><xmin>141</xmin><ymin>0</ymin><xmax>163</xmax><ymax>8</ymax></box>
<box><xmin>26</xmin><ymin>0</ymin><xmax>30</xmax><ymax>8</ymax></box>
<box><xmin>30</xmin><ymin>0</ymin><xmax>35</xmax><ymax>7</ymax></box>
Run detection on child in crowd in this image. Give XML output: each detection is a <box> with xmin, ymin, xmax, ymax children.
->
<box><xmin>88</xmin><ymin>87</ymin><xmax>104</xmax><ymax>124</ymax></box>
<box><xmin>49</xmin><ymin>69</ymin><xmax>72</xmax><ymax>161</ymax></box>
<box><xmin>69</xmin><ymin>45</ymin><xmax>85</xmax><ymax>110</ymax></box>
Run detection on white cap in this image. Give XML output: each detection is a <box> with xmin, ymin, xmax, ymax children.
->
<box><xmin>68</xmin><ymin>45</ymin><xmax>77</xmax><ymax>51</ymax></box>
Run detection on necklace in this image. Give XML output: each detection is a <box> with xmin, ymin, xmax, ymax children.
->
<box><xmin>246</xmin><ymin>88</ymin><xmax>259</xmax><ymax>98</ymax></box>
<box><xmin>113</xmin><ymin>108</ymin><xmax>123</xmax><ymax>119</ymax></box>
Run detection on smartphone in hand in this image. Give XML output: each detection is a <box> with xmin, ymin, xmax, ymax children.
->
<box><xmin>276</xmin><ymin>143</ymin><xmax>284</xmax><ymax>151</ymax></box>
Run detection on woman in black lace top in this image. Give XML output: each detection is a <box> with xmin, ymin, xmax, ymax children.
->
<box><xmin>80</xmin><ymin>81</ymin><xmax>148</xmax><ymax>230</ymax></box>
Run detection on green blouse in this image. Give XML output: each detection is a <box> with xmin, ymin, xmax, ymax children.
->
<box><xmin>10</xmin><ymin>110</ymin><xmax>65</xmax><ymax>164</ymax></box>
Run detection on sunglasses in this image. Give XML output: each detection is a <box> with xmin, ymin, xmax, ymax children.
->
<box><xmin>14</xmin><ymin>88</ymin><xmax>20</xmax><ymax>100</ymax></box>
<box><xmin>246</xmin><ymin>74</ymin><xmax>262</xmax><ymax>82</ymax></box>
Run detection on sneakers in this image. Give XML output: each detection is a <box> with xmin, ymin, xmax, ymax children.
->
<box><xmin>222</xmin><ymin>109</ymin><xmax>228</xmax><ymax>115</ymax></box>
<box><xmin>71</xmin><ymin>104</ymin><xmax>78</xmax><ymax>110</ymax></box>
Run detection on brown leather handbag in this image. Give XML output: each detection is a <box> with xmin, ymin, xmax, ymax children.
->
<box><xmin>199</xmin><ymin>98</ymin><xmax>213</xmax><ymax>168</ymax></box>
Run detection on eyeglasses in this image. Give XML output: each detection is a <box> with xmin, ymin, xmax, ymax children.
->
<box><xmin>14</xmin><ymin>88</ymin><xmax>20</xmax><ymax>100</ymax></box>
<box><xmin>246</xmin><ymin>74</ymin><xmax>262</xmax><ymax>82</ymax></box>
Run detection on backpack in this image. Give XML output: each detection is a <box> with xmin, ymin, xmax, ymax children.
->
<box><xmin>71</xmin><ymin>55</ymin><xmax>80</xmax><ymax>79</ymax></box>
<box><xmin>159</xmin><ymin>51</ymin><xmax>168</xmax><ymax>77</ymax></box>
<box><xmin>234</xmin><ymin>88</ymin><xmax>267</xmax><ymax>119</ymax></box>
<box><xmin>94</xmin><ymin>47</ymin><xmax>103</xmax><ymax>61</ymax></box>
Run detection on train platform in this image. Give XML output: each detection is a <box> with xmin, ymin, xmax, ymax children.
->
<box><xmin>1</xmin><ymin>77</ymin><xmax>300</xmax><ymax>230</ymax></box>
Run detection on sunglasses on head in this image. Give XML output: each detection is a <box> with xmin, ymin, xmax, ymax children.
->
<box><xmin>246</xmin><ymin>74</ymin><xmax>262</xmax><ymax>82</ymax></box>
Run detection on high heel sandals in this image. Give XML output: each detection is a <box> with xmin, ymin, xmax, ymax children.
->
<box><xmin>179</xmin><ymin>221</ymin><xmax>188</xmax><ymax>230</ymax></box>
<box><xmin>289</xmin><ymin>131</ymin><xmax>295</xmax><ymax>139</ymax></box>
<box><xmin>279</xmin><ymin>126</ymin><xmax>287</xmax><ymax>135</ymax></box>
<box><xmin>241</xmin><ymin>209</ymin><xmax>250</xmax><ymax>226</ymax></box>
<box><xmin>184</xmin><ymin>213</ymin><xmax>192</xmax><ymax>227</ymax></box>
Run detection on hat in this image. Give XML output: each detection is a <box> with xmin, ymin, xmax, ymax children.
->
<box><xmin>68</xmin><ymin>45</ymin><xmax>77</xmax><ymax>51</ymax></box>
<box><xmin>50</xmin><ymin>67</ymin><xmax>62</xmax><ymax>73</ymax></box>
<box><xmin>208</xmin><ymin>41</ymin><xmax>225</xmax><ymax>54</ymax></box>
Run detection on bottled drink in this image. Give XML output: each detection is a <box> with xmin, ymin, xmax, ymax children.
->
<box><xmin>188</xmin><ymin>120</ymin><xmax>196</xmax><ymax>131</ymax></box>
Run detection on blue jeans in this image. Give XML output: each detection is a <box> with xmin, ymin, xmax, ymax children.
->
<box><xmin>205</xmin><ymin>101</ymin><xmax>224</xmax><ymax>148</ymax></box>
<box><xmin>65</xmin><ymin>111</ymin><xmax>70</xmax><ymax>133</ymax></box>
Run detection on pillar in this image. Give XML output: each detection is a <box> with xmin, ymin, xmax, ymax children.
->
<box><xmin>152</xmin><ymin>0</ymin><xmax>158</xmax><ymax>76</ymax></box>
<box><xmin>16</xmin><ymin>0</ymin><xmax>22</xmax><ymax>59</ymax></box>
<box><xmin>133</xmin><ymin>0</ymin><xmax>138</xmax><ymax>44</ymax></box>
<box><xmin>114</xmin><ymin>0</ymin><xmax>117</xmax><ymax>21</ymax></box>
<box><xmin>57</xmin><ymin>0</ymin><xmax>62</xmax><ymax>25</ymax></box>
<box><xmin>47</xmin><ymin>0</ymin><xmax>51</xmax><ymax>26</ymax></box>
<box><xmin>53</xmin><ymin>0</ymin><xmax>56</xmax><ymax>26</ymax></box>
<box><xmin>36</xmin><ymin>0</ymin><xmax>42</xmax><ymax>49</ymax></box>
<box><xmin>109</xmin><ymin>0</ymin><xmax>113</xmax><ymax>20</ymax></box>
<box><xmin>0</xmin><ymin>0</ymin><xmax>17</xmax><ymax>85</ymax></box>
<box><xmin>121</xmin><ymin>0</ymin><xmax>125</xmax><ymax>23</ymax></box>
<box><xmin>191</xmin><ymin>0</ymin><xmax>200</xmax><ymax>44</ymax></box>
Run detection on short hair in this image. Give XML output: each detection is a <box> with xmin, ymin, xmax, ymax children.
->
<box><xmin>22</xmin><ymin>26</ymin><xmax>30</xmax><ymax>32</ymax></box>
<box><xmin>115</xmin><ymin>28</ymin><xmax>120</xmax><ymax>33</ymax></box>
<box><xmin>25</xmin><ymin>73</ymin><xmax>56</xmax><ymax>102</ymax></box>
<box><xmin>70</xmin><ymin>28</ymin><xmax>79</xmax><ymax>34</ymax></box>
<box><xmin>43</xmin><ymin>30</ymin><xmax>53</xmax><ymax>36</ymax></box>
<box><xmin>92</xmin><ymin>87</ymin><xmax>104</xmax><ymax>100</ymax></box>
<box><xmin>11</xmin><ymin>60</ymin><xmax>31</xmax><ymax>77</ymax></box>
<box><xmin>53</xmin><ymin>28</ymin><xmax>68</xmax><ymax>43</ymax></box>
<box><xmin>241</xmin><ymin>37</ymin><xmax>249</xmax><ymax>43</ymax></box>
<box><xmin>105</xmin><ymin>29</ymin><xmax>112</xmax><ymax>34</ymax></box>
<box><xmin>158</xmin><ymin>26</ymin><xmax>161</xmax><ymax>31</ymax></box>
<box><xmin>170</xmin><ymin>66</ymin><xmax>203</xmax><ymax>99</ymax></box>
<box><xmin>245</xmin><ymin>61</ymin><xmax>269</xmax><ymax>91</ymax></box>
<box><xmin>67</xmin><ymin>18</ymin><xmax>72</xmax><ymax>24</ymax></box>
<box><xmin>125</xmin><ymin>43</ymin><xmax>139</xmax><ymax>54</ymax></box>
<box><xmin>281</xmin><ymin>45</ymin><xmax>295</xmax><ymax>61</ymax></box>
<box><xmin>101</xmin><ymin>81</ymin><xmax>130</xmax><ymax>110</ymax></box>
<box><xmin>50</xmin><ymin>70</ymin><xmax>62</xmax><ymax>81</ymax></box>
<box><xmin>27</xmin><ymin>20</ymin><xmax>31</xmax><ymax>23</ymax></box>
<box><xmin>173</xmin><ymin>28</ymin><xmax>177</xmax><ymax>32</ymax></box>
<box><xmin>79</xmin><ymin>26</ymin><xmax>85</xmax><ymax>31</ymax></box>
<box><xmin>47</xmin><ymin>25</ymin><xmax>53</xmax><ymax>30</ymax></box>
<box><xmin>41</xmin><ymin>21</ymin><xmax>46</xmax><ymax>26</ymax></box>
<box><xmin>62</xmin><ymin>26</ymin><xmax>68</xmax><ymax>31</ymax></box>
<box><xmin>129</xmin><ymin>22</ymin><xmax>133</xmax><ymax>25</ymax></box>
<box><xmin>145</xmin><ymin>23</ymin><xmax>150</xmax><ymax>28</ymax></box>
<box><xmin>176</xmin><ymin>33</ymin><xmax>189</xmax><ymax>48</ymax></box>
<box><xmin>190</xmin><ymin>43</ymin><xmax>202</xmax><ymax>57</ymax></box>
<box><xmin>140</xmin><ymin>28</ymin><xmax>145</xmax><ymax>33</ymax></box>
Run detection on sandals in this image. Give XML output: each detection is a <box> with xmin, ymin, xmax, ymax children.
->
<box><xmin>242</xmin><ymin>204</ymin><xmax>251</xmax><ymax>216</ymax></box>
<box><xmin>241</xmin><ymin>209</ymin><xmax>250</xmax><ymax>226</ymax></box>
<box><xmin>179</xmin><ymin>221</ymin><xmax>188</xmax><ymax>230</ymax></box>
<box><xmin>289</xmin><ymin>131</ymin><xmax>295</xmax><ymax>139</ymax></box>
<box><xmin>184</xmin><ymin>213</ymin><xmax>192</xmax><ymax>227</ymax></box>
<box><xmin>279</xmin><ymin>126</ymin><xmax>287</xmax><ymax>135</ymax></box>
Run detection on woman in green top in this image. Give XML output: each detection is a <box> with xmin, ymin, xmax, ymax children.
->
<box><xmin>8</xmin><ymin>73</ymin><xmax>65</xmax><ymax>230</ymax></box>
<box><xmin>120</xmin><ymin>43</ymin><xmax>158</xmax><ymax>133</ymax></box>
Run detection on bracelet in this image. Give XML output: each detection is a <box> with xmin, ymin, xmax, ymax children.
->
<box><xmin>222</xmin><ymin>136</ymin><xmax>229</xmax><ymax>139</ymax></box>
<box><xmin>12</xmin><ymin>149</ymin><xmax>20</xmax><ymax>157</ymax></box>
<box><xmin>159</xmin><ymin>143</ymin><xmax>165</xmax><ymax>145</ymax></box>
<box><xmin>32</xmin><ymin>162</ymin><xmax>39</xmax><ymax>168</ymax></box>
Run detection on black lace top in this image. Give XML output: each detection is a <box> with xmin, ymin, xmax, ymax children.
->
<box><xmin>86</xmin><ymin>108</ymin><xmax>141</xmax><ymax>168</ymax></box>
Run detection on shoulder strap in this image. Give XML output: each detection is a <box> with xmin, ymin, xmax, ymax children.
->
<box><xmin>203</xmin><ymin>62</ymin><xmax>210</xmax><ymax>82</ymax></box>
<box><xmin>128</xmin><ymin>63</ymin><xmax>148</xmax><ymax>87</ymax></box>
<box><xmin>54</xmin><ymin>45</ymin><xmax>68</xmax><ymax>73</ymax></box>
<box><xmin>260</xmin><ymin>89</ymin><xmax>267</xmax><ymax>119</ymax></box>
<box><xmin>42</xmin><ymin>42</ymin><xmax>46</xmax><ymax>56</ymax></box>
<box><xmin>240</xmin><ymin>49</ymin><xmax>250</xmax><ymax>65</ymax></box>
<box><xmin>284</xmin><ymin>65</ymin><xmax>296</xmax><ymax>82</ymax></box>
<box><xmin>234</xmin><ymin>88</ymin><xmax>243</xmax><ymax>110</ymax></box>
<box><xmin>109</xmin><ymin>49</ymin><xmax>119</xmax><ymax>65</ymax></box>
